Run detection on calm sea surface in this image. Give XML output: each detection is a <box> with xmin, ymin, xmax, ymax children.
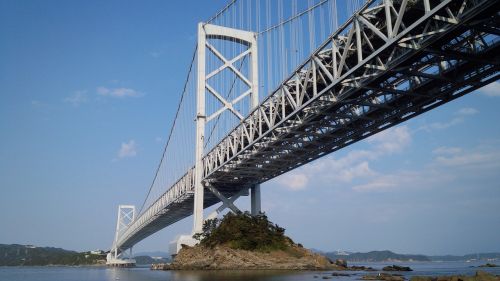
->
<box><xmin>1</xmin><ymin>261</ymin><xmax>499</xmax><ymax>281</ymax></box>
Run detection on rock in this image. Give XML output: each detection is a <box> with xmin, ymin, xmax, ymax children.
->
<box><xmin>361</xmin><ymin>273</ymin><xmax>405</xmax><ymax>281</ymax></box>
<box><xmin>332</xmin><ymin>272</ymin><xmax>351</xmax><ymax>277</ymax></box>
<box><xmin>323</xmin><ymin>276</ymin><xmax>333</xmax><ymax>279</ymax></box>
<box><xmin>335</xmin><ymin>259</ymin><xmax>348</xmax><ymax>268</ymax></box>
<box><xmin>164</xmin><ymin>244</ymin><xmax>338</xmax><ymax>270</ymax></box>
<box><xmin>387</xmin><ymin>276</ymin><xmax>405</xmax><ymax>281</ymax></box>
<box><xmin>383</xmin><ymin>265</ymin><xmax>413</xmax><ymax>271</ymax></box>
<box><xmin>349</xmin><ymin>265</ymin><xmax>377</xmax><ymax>271</ymax></box>
<box><xmin>150</xmin><ymin>263</ymin><xmax>170</xmax><ymax>270</ymax></box>
<box><xmin>479</xmin><ymin>263</ymin><xmax>498</xmax><ymax>268</ymax></box>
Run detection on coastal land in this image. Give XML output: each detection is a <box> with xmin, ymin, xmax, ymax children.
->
<box><xmin>359</xmin><ymin>271</ymin><xmax>500</xmax><ymax>281</ymax></box>
<box><xmin>2</xmin><ymin>241</ymin><xmax>499</xmax><ymax>268</ymax></box>
<box><xmin>0</xmin><ymin>244</ymin><xmax>173</xmax><ymax>266</ymax></box>
<box><xmin>321</xmin><ymin>250</ymin><xmax>500</xmax><ymax>263</ymax></box>
<box><xmin>0</xmin><ymin>244</ymin><xmax>106</xmax><ymax>266</ymax></box>
<box><xmin>149</xmin><ymin>212</ymin><xmax>499</xmax><ymax>271</ymax></box>
<box><xmin>1</xmin><ymin>213</ymin><xmax>498</xmax><ymax>269</ymax></box>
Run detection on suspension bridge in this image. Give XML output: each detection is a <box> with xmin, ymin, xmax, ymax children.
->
<box><xmin>106</xmin><ymin>0</ymin><xmax>500</xmax><ymax>265</ymax></box>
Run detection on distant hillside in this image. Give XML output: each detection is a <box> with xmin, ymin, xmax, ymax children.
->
<box><xmin>134</xmin><ymin>255</ymin><xmax>170</xmax><ymax>265</ymax></box>
<box><xmin>134</xmin><ymin>251</ymin><xmax>170</xmax><ymax>258</ymax></box>
<box><xmin>0</xmin><ymin>244</ymin><xmax>106</xmax><ymax>266</ymax></box>
<box><xmin>322</xmin><ymin>250</ymin><xmax>500</xmax><ymax>262</ymax></box>
<box><xmin>324</xmin><ymin>250</ymin><xmax>430</xmax><ymax>262</ymax></box>
<box><xmin>429</xmin><ymin>253</ymin><xmax>500</xmax><ymax>262</ymax></box>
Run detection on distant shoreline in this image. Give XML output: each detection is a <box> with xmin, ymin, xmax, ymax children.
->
<box><xmin>2</xmin><ymin>244</ymin><xmax>499</xmax><ymax>267</ymax></box>
<box><xmin>319</xmin><ymin>250</ymin><xmax>500</xmax><ymax>263</ymax></box>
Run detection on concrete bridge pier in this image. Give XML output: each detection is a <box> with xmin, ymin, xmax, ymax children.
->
<box><xmin>251</xmin><ymin>184</ymin><xmax>261</xmax><ymax>215</ymax></box>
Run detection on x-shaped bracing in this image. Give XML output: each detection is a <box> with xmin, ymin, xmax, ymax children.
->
<box><xmin>205</xmin><ymin>41</ymin><xmax>252</xmax><ymax>122</ymax></box>
<box><xmin>205</xmin><ymin>184</ymin><xmax>249</xmax><ymax>222</ymax></box>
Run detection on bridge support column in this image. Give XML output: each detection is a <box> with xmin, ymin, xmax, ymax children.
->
<box><xmin>193</xmin><ymin>22</ymin><xmax>258</xmax><ymax>234</ymax></box>
<box><xmin>193</xmin><ymin>22</ymin><xmax>207</xmax><ymax>234</ymax></box>
<box><xmin>251</xmin><ymin>184</ymin><xmax>261</xmax><ymax>215</ymax></box>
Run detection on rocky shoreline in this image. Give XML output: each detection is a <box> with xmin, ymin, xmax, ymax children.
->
<box><xmin>151</xmin><ymin>251</ymin><xmax>500</xmax><ymax>281</ymax></box>
<box><xmin>152</xmin><ymin>244</ymin><xmax>341</xmax><ymax>270</ymax></box>
<box><xmin>150</xmin><ymin>244</ymin><xmax>420</xmax><ymax>272</ymax></box>
<box><xmin>312</xmin><ymin>271</ymin><xmax>499</xmax><ymax>281</ymax></box>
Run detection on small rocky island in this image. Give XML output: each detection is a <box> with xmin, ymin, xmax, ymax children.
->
<box><xmin>478</xmin><ymin>263</ymin><xmax>499</xmax><ymax>268</ymax></box>
<box><xmin>154</xmin><ymin>212</ymin><xmax>341</xmax><ymax>270</ymax></box>
<box><xmin>383</xmin><ymin>265</ymin><xmax>413</xmax><ymax>271</ymax></box>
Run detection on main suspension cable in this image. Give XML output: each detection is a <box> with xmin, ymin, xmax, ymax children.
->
<box><xmin>138</xmin><ymin>45</ymin><xmax>198</xmax><ymax>215</ymax></box>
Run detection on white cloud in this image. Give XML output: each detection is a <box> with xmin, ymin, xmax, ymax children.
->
<box><xmin>274</xmin><ymin>118</ymin><xmax>500</xmax><ymax>194</ymax></box>
<box><xmin>277</xmin><ymin>173</ymin><xmax>309</xmax><ymax>190</ymax></box>
<box><xmin>31</xmin><ymin>100</ymin><xmax>46</xmax><ymax>107</ymax></box>
<box><xmin>355</xmin><ymin>143</ymin><xmax>500</xmax><ymax>192</ymax></box>
<box><xmin>275</xmin><ymin>125</ymin><xmax>410</xmax><ymax>191</ymax></box>
<box><xmin>432</xmin><ymin>146</ymin><xmax>462</xmax><ymax>155</ymax></box>
<box><xmin>419</xmin><ymin>108</ymin><xmax>478</xmax><ymax>131</ymax></box>
<box><xmin>149</xmin><ymin>51</ymin><xmax>162</xmax><ymax>58</ymax></box>
<box><xmin>368</xmin><ymin>126</ymin><xmax>411</xmax><ymax>154</ymax></box>
<box><xmin>351</xmin><ymin>168</ymin><xmax>455</xmax><ymax>193</ymax></box>
<box><xmin>352</xmin><ymin>179</ymin><xmax>397</xmax><ymax>192</ymax></box>
<box><xmin>155</xmin><ymin>137</ymin><xmax>163</xmax><ymax>143</ymax></box>
<box><xmin>480</xmin><ymin>81</ymin><xmax>500</xmax><ymax>97</ymax></box>
<box><xmin>434</xmin><ymin>149</ymin><xmax>500</xmax><ymax>168</ymax></box>
<box><xmin>118</xmin><ymin>140</ymin><xmax>138</xmax><ymax>158</ymax></box>
<box><xmin>312</xmin><ymin>160</ymin><xmax>376</xmax><ymax>183</ymax></box>
<box><xmin>457</xmin><ymin>107</ymin><xmax>478</xmax><ymax>116</ymax></box>
<box><xmin>425</xmin><ymin>118</ymin><xmax>463</xmax><ymax>130</ymax></box>
<box><xmin>64</xmin><ymin>90</ymin><xmax>87</xmax><ymax>106</ymax></box>
<box><xmin>30</xmin><ymin>100</ymin><xmax>51</xmax><ymax>112</ymax></box>
<box><xmin>97</xmin><ymin>87</ymin><xmax>143</xmax><ymax>98</ymax></box>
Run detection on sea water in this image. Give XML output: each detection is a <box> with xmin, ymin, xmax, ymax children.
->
<box><xmin>1</xmin><ymin>261</ymin><xmax>499</xmax><ymax>281</ymax></box>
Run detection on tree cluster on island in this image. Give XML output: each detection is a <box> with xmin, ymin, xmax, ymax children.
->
<box><xmin>193</xmin><ymin>211</ymin><xmax>292</xmax><ymax>252</ymax></box>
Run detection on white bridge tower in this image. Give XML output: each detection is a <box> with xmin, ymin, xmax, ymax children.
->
<box><xmin>170</xmin><ymin>22</ymin><xmax>260</xmax><ymax>255</ymax></box>
<box><xmin>107</xmin><ymin>205</ymin><xmax>136</xmax><ymax>266</ymax></box>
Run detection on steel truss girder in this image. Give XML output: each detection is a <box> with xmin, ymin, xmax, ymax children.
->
<box><xmin>202</xmin><ymin>0</ymin><xmax>500</xmax><ymax>186</ymax></box>
<box><xmin>114</xmin><ymin>168</ymin><xmax>195</xmax><ymax>251</ymax></box>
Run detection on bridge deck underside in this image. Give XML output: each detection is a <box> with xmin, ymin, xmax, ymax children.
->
<box><xmin>116</xmin><ymin>0</ymin><xmax>499</xmax><ymax>252</ymax></box>
<box><xmin>205</xmin><ymin>0</ymin><xmax>500</xmax><ymax>189</ymax></box>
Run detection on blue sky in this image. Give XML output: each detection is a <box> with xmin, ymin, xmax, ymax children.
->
<box><xmin>1</xmin><ymin>0</ymin><xmax>500</xmax><ymax>256</ymax></box>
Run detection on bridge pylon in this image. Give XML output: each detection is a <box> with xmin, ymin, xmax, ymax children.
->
<box><xmin>193</xmin><ymin>23</ymin><xmax>260</xmax><ymax>233</ymax></box>
<box><xmin>107</xmin><ymin>205</ymin><xmax>136</xmax><ymax>266</ymax></box>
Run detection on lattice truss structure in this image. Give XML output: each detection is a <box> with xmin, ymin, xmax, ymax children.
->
<box><xmin>113</xmin><ymin>0</ymin><xmax>499</xmax><ymax>254</ymax></box>
<box><xmin>203</xmin><ymin>0</ymin><xmax>500</xmax><ymax>187</ymax></box>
